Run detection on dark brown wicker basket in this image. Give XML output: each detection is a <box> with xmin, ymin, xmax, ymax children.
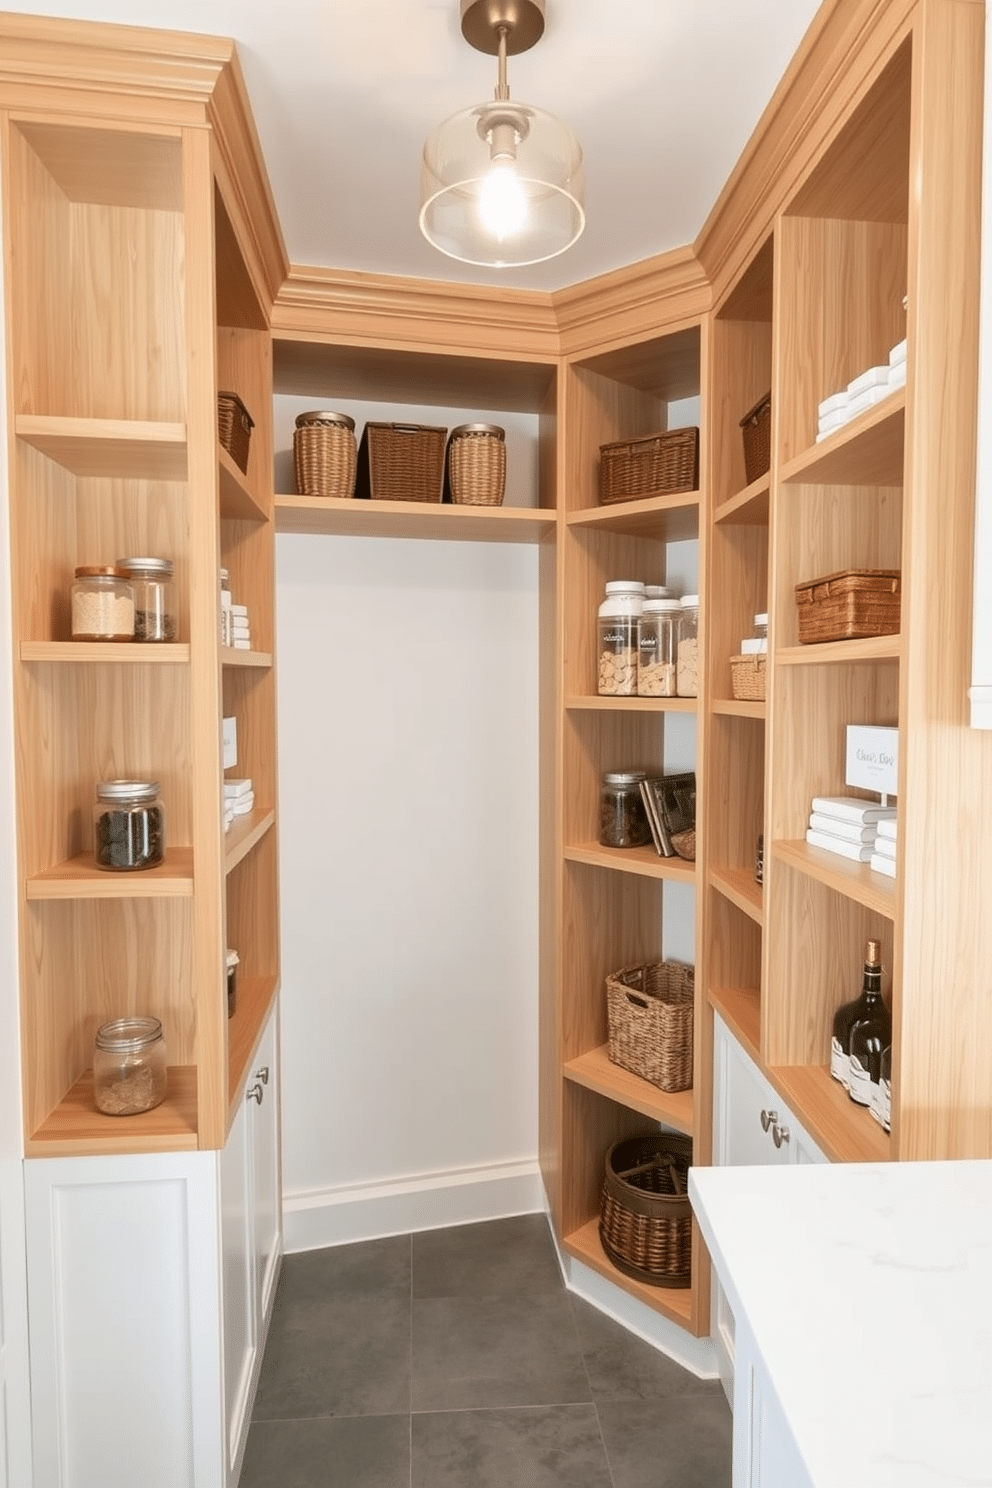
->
<box><xmin>795</xmin><ymin>568</ymin><xmax>901</xmax><ymax>644</ymax></box>
<box><xmin>218</xmin><ymin>391</ymin><xmax>254</xmax><ymax>474</ymax></box>
<box><xmin>740</xmin><ymin>392</ymin><xmax>771</xmax><ymax>484</ymax></box>
<box><xmin>599</xmin><ymin>427</ymin><xmax>698</xmax><ymax>505</ymax></box>
<box><xmin>600</xmin><ymin>1132</ymin><xmax>693</xmax><ymax>1288</ymax></box>
<box><xmin>606</xmin><ymin>962</ymin><xmax>694</xmax><ymax>1093</ymax></box>
<box><xmin>293</xmin><ymin>410</ymin><xmax>357</xmax><ymax>499</ymax></box>
<box><xmin>355</xmin><ymin>422</ymin><xmax>447</xmax><ymax>503</ymax></box>
<box><xmin>446</xmin><ymin>424</ymin><xmax>506</xmax><ymax>506</ymax></box>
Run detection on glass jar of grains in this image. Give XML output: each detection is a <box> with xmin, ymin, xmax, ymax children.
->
<box><xmin>597</xmin><ymin>581</ymin><xmax>645</xmax><ymax>696</ymax></box>
<box><xmin>599</xmin><ymin>770</ymin><xmax>652</xmax><ymax>849</ymax></box>
<box><xmin>93</xmin><ymin>779</ymin><xmax>165</xmax><ymax>871</ymax></box>
<box><xmin>117</xmin><ymin>557</ymin><xmax>176</xmax><ymax>642</ymax></box>
<box><xmin>677</xmin><ymin>594</ymin><xmax>700</xmax><ymax>697</ymax></box>
<box><xmin>93</xmin><ymin>1016</ymin><xmax>167</xmax><ymax>1116</ymax></box>
<box><xmin>71</xmin><ymin>565</ymin><xmax>134</xmax><ymax>641</ymax></box>
<box><xmin>637</xmin><ymin>598</ymin><xmax>680</xmax><ymax>696</ymax></box>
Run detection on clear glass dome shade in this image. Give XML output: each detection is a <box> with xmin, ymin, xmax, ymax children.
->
<box><xmin>420</xmin><ymin>99</ymin><xmax>584</xmax><ymax>267</ymax></box>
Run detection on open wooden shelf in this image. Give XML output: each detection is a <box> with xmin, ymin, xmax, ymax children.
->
<box><xmin>221</xmin><ymin>646</ymin><xmax>273</xmax><ymax>669</ymax></box>
<box><xmin>227</xmin><ymin>973</ymin><xmax>280</xmax><ymax>1121</ymax></box>
<box><xmin>15</xmin><ymin>413</ymin><xmax>188</xmax><ymax>480</ymax></box>
<box><xmin>275</xmin><ymin>493</ymin><xmax>556</xmax><ymax>543</ymax></box>
<box><xmin>563</xmin><ymin>1046</ymin><xmax>694</xmax><ymax>1135</ymax></box>
<box><xmin>708</xmin><ymin>987</ymin><xmax>761</xmax><ymax>1066</ymax></box>
<box><xmin>710</xmin><ymin>696</ymin><xmax>765</xmax><ymax>719</ymax></box>
<box><xmin>563</xmin><ymin>842</ymin><xmax>696</xmax><ymax>883</ymax></box>
<box><xmin>21</xmin><ymin>641</ymin><xmax>191</xmax><ymax>664</ymax></box>
<box><xmin>219</xmin><ymin>443</ymin><xmax>268</xmax><ymax>522</ymax></box>
<box><xmin>565</xmin><ymin>694</ymin><xmax>697</xmax><ymax>715</ymax></box>
<box><xmin>26</xmin><ymin>1065</ymin><xmax>199</xmax><ymax>1157</ymax></box>
<box><xmin>565</xmin><ymin>490</ymin><xmax>699</xmax><ymax>542</ymax></box>
<box><xmin>714</xmin><ymin>474</ymin><xmax>770</xmax><ymax>526</ymax></box>
<box><xmin>780</xmin><ymin>394</ymin><xmax>905</xmax><ymax>487</ymax></box>
<box><xmin>26</xmin><ymin>847</ymin><xmax>195</xmax><ymax>900</ymax></box>
<box><xmin>765</xmin><ymin>1064</ymin><xmax>892</xmax><ymax>1165</ymax></box>
<box><xmin>773</xmin><ymin>838</ymin><xmax>896</xmax><ymax>917</ymax></box>
<box><xmin>776</xmin><ymin>634</ymin><xmax>901</xmax><ymax>667</ymax></box>
<box><xmin>563</xmin><ymin>1219</ymin><xmax>697</xmax><ymax>1331</ymax></box>
<box><xmin>709</xmin><ymin>865</ymin><xmax>763</xmax><ymax>926</ymax></box>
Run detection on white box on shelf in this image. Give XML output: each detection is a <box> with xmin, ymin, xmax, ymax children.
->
<box><xmin>846</xmin><ymin>725</ymin><xmax>899</xmax><ymax>798</ymax></box>
<box><xmin>870</xmin><ymin>852</ymin><xmax>897</xmax><ymax>878</ymax></box>
<box><xmin>222</xmin><ymin>716</ymin><xmax>237</xmax><ymax>770</ymax></box>
<box><xmin>847</xmin><ymin>364</ymin><xmax>891</xmax><ymax>397</ymax></box>
<box><xmin>806</xmin><ymin>828</ymin><xmax>875</xmax><ymax>862</ymax></box>
<box><xmin>889</xmin><ymin>337</ymin><xmax>907</xmax><ymax>366</ymax></box>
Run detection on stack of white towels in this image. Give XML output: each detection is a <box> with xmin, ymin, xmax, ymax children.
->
<box><xmin>806</xmin><ymin>795</ymin><xmax>897</xmax><ymax>867</ymax></box>
<box><xmin>224</xmin><ymin>777</ymin><xmax>254</xmax><ymax>833</ymax></box>
<box><xmin>816</xmin><ymin>338</ymin><xmax>907</xmax><ymax>442</ymax></box>
<box><xmin>230</xmin><ymin>603</ymin><xmax>252</xmax><ymax>650</ymax></box>
<box><xmin>869</xmin><ymin>816</ymin><xmax>897</xmax><ymax>879</ymax></box>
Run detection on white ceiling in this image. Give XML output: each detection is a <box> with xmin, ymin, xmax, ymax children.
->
<box><xmin>5</xmin><ymin>1</ymin><xmax>824</xmax><ymax>291</ymax></box>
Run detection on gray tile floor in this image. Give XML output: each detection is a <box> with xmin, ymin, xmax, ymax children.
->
<box><xmin>241</xmin><ymin>1213</ymin><xmax>732</xmax><ymax>1487</ymax></box>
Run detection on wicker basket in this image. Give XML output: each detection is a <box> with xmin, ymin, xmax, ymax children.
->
<box><xmin>740</xmin><ymin>392</ymin><xmax>772</xmax><ymax>484</ymax></box>
<box><xmin>730</xmin><ymin>653</ymin><xmax>767</xmax><ymax>700</ymax></box>
<box><xmin>218</xmin><ymin>391</ymin><xmax>254</xmax><ymax>474</ymax></box>
<box><xmin>599</xmin><ymin>1132</ymin><xmax>693</xmax><ymax>1289</ymax></box>
<box><xmin>446</xmin><ymin>423</ymin><xmax>506</xmax><ymax>506</ymax></box>
<box><xmin>293</xmin><ymin>411</ymin><xmax>357</xmax><ymax>499</ymax></box>
<box><xmin>606</xmin><ymin>962</ymin><xmax>694</xmax><ymax>1092</ymax></box>
<box><xmin>355</xmin><ymin>422</ymin><xmax>447</xmax><ymax>503</ymax></box>
<box><xmin>599</xmin><ymin>428</ymin><xmax>698</xmax><ymax>506</ymax></box>
<box><xmin>795</xmin><ymin>568</ymin><xmax>901</xmax><ymax>644</ymax></box>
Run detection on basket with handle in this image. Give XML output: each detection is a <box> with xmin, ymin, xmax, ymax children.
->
<box><xmin>355</xmin><ymin>421</ymin><xmax>447</xmax><ymax>503</ymax></box>
<box><xmin>599</xmin><ymin>1131</ymin><xmax>693</xmax><ymax>1288</ymax></box>
<box><xmin>794</xmin><ymin>568</ymin><xmax>900</xmax><ymax>644</ymax></box>
<box><xmin>739</xmin><ymin>391</ymin><xmax>771</xmax><ymax>484</ymax></box>
<box><xmin>599</xmin><ymin>427</ymin><xmax>698</xmax><ymax>505</ymax></box>
<box><xmin>217</xmin><ymin>391</ymin><xmax>254</xmax><ymax>474</ymax></box>
<box><xmin>606</xmin><ymin>961</ymin><xmax>694</xmax><ymax>1092</ymax></box>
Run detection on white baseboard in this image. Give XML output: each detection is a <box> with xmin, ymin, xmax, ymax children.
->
<box><xmin>282</xmin><ymin>1157</ymin><xmax>546</xmax><ymax>1253</ymax></box>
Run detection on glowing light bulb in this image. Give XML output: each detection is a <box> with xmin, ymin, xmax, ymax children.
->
<box><xmin>479</xmin><ymin>164</ymin><xmax>527</xmax><ymax>241</ymax></box>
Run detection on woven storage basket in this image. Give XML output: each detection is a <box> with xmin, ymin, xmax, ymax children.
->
<box><xmin>730</xmin><ymin>653</ymin><xmax>767</xmax><ymax>700</ymax></box>
<box><xmin>606</xmin><ymin>962</ymin><xmax>694</xmax><ymax>1092</ymax></box>
<box><xmin>795</xmin><ymin>568</ymin><xmax>901</xmax><ymax>644</ymax></box>
<box><xmin>446</xmin><ymin>423</ymin><xmax>506</xmax><ymax>506</ymax></box>
<box><xmin>218</xmin><ymin>391</ymin><xmax>254</xmax><ymax>474</ymax></box>
<box><xmin>740</xmin><ymin>392</ymin><xmax>772</xmax><ymax>484</ymax></box>
<box><xmin>599</xmin><ymin>1131</ymin><xmax>693</xmax><ymax>1289</ymax></box>
<box><xmin>599</xmin><ymin>427</ymin><xmax>698</xmax><ymax>506</ymax></box>
<box><xmin>293</xmin><ymin>411</ymin><xmax>357</xmax><ymax>499</ymax></box>
<box><xmin>355</xmin><ymin>422</ymin><xmax>447</xmax><ymax>503</ymax></box>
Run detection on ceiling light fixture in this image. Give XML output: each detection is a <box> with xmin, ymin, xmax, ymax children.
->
<box><xmin>420</xmin><ymin>0</ymin><xmax>585</xmax><ymax>268</ymax></box>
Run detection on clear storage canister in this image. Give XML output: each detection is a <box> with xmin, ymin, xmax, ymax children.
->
<box><xmin>93</xmin><ymin>779</ymin><xmax>165</xmax><ymax>871</ymax></box>
<box><xmin>71</xmin><ymin>565</ymin><xmax>134</xmax><ymax>641</ymax></box>
<box><xmin>597</xmin><ymin>581</ymin><xmax>645</xmax><ymax>696</ymax></box>
<box><xmin>118</xmin><ymin>556</ymin><xmax>176</xmax><ymax>642</ymax></box>
<box><xmin>93</xmin><ymin>1016</ymin><xmax>167</xmax><ymax>1116</ymax></box>
<box><xmin>637</xmin><ymin>598</ymin><xmax>680</xmax><ymax>696</ymax></box>
<box><xmin>677</xmin><ymin>594</ymin><xmax>700</xmax><ymax>697</ymax></box>
<box><xmin>599</xmin><ymin>770</ymin><xmax>651</xmax><ymax>849</ymax></box>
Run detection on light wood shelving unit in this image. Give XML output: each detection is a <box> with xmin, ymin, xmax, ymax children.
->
<box><xmin>1</xmin><ymin>30</ymin><xmax>282</xmax><ymax>1157</ymax></box>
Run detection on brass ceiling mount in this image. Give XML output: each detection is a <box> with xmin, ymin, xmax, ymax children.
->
<box><xmin>459</xmin><ymin>0</ymin><xmax>546</xmax><ymax>56</ymax></box>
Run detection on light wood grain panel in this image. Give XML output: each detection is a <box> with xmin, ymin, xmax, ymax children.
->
<box><xmin>708</xmin><ymin>867</ymin><xmax>763</xmax><ymax>927</ymax></box>
<box><xmin>15</xmin><ymin>416</ymin><xmax>187</xmax><ymax>479</ymax></box>
<box><xmin>227</xmin><ymin>975</ymin><xmax>279</xmax><ymax>1122</ymax></box>
<box><xmin>563</xmin><ymin>1220</ymin><xmax>697</xmax><ymax>1332</ymax></box>
<box><xmin>27</xmin><ymin>1065</ymin><xmax>198</xmax><ymax>1156</ymax></box>
<box><xmin>14</xmin><ymin>120</ymin><xmax>183</xmax><ymax>209</ymax></box>
<box><xmin>708</xmin><ymin>523</ymin><xmax>768</xmax><ymax>701</ymax></box>
<box><xmin>715</xmin><ymin>478</ymin><xmax>770</xmax><ymax>527</ymax></box>
<box><xmin>710</xmin><ymin>313</ymin><xmax>773</xmax><ymax>505</ymax></box>
<box><xmin>216</xmin><ymin>325</ymin><xmax>272</xmax><ymax>514</ymax></box>
<box><xmin>562</xmin><ymin>709</ymin><xmax>667</xmax><ymax>850</ymax></box>
<box><xmin>565</xmin><ymin>494</ymin><xmax>699</xmax><ymax>543</ymax></box>
<box><xmin>26</xmin><ymin>847</ymin><xmax>194</xmax><ymax>899</ymax></box>
<box><xmin>706</xmin><ymin>714</ymin><xmax>765</xmax><ymax>878</ymax></box>
<box><xmin>538</xmin><ymin>407</ymin><xmax>561</xmax><ymax>1218</ymax></box>
<box><xmin>222</xmin><ymin>665</ymin><xmax>276</xmax><ymax>813</ymax></box>
<box><xmin>780</xmin><ymin>397</ymin><xmax>905</xmax><ymax>488</ymax></box>
<box><xmin>708</xmin><ymin>985</ymin><xmax>761</xmax><ymax>1065</ymax></box>
<box><xmin>766</xmin><ymin>1063</ymin><xmax>891</xmax><ymax>1164</ymax></box>
<box><xmin>564</xmin><ymin>1048</ymin><xmax>694</xmax><ymax>1135</ymax></box>
<box><xmin>11</xmin><ymin>436</ymin><xmax>76</xmax><ymax>643</ymax></box>
<box><xmin>563</xmin><ymin>364</ymin><xmax>668</xmax><ymax>518</ymax></box>
<box><xmin>274</xmin><ymin>497</ymin><xmax>555</xmax><ymax>542</ymax></box>
<box><xmin>706</xmin><ymin>892</ymin><xmax>762</xmax><ymax>1015</ymax></box>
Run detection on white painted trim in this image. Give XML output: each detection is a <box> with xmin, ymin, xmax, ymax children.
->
<box><xmin>281</xmin><ymin>1157</ymin><xmax>546</xmax><ymax>1253</ymax></box>
<box><xmin>968</xmin><ymin>684</ymin><xmax>992</xmax><ymax>730</ymax></box>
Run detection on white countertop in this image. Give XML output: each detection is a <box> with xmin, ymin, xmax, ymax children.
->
<box><xmin>689</xmin><ymin>1159</ymin><xmax>992</xmax><ymax>1488</ymax></box>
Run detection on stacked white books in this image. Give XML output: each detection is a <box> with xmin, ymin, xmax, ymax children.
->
<box><xmin>870</xmin><ymin>815</ymin><xmax>898</xmax><ymax>878</ymax></box>
<box><xmin>230</xmin><ymin>602</ymin><xmax>252</xmax><ymax>650</ymax></box>
<box><xmin>806</xmin><ymin>795</ymin><xmax>897</xmax><ymax>862</ymax></box>
<box><xmin>224</xmin><ymin>776</ymin><xmax>254</xmax><ymax>832</ymax></box>
<box><xmin>815</xmin><ymin>339</ymin><xmax>908</xmax><ymax>442</ymax></box>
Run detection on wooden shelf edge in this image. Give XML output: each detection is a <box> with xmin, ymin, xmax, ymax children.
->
<box><xmin>564</xmin><ymin>842</ymin><xmax>697</xmax><ymax>882</ymax></box>
<box><xmin>26</xmin><ymin>846</ymin><xmax>195</xmax><ymax>900</ymax></box>
<box><xmin>563</xmin><ymin>1219</ymin><xmax>700</xmax><ymax>1333</ymax></box>
<box><xmin>776</xmin><ymin>634</ymin><xmax>901</xmax><ymax>666</ymax></box>
<box><xmin>275</xmin><ymin>494</ymin><xmax>556</xmax><ymax>543</ymax></box>
<box><xmin>227</xmin><ymin>973</ymin><xmax>281</xmax><ymax>1129</ymax></box>
<box><xmin>779</xmin><ymin>393</ymin><xmax>906</xmax><ymax>487</ymax></box>
<box><xmin>773</xmin><ymin>838</ymin><xmax>896</xmax><ymax>917</ymax></box>
<box><xmin>714</xmin><ymin>474</ymin><xmax>770</xmax><ymax>525</ymax></box>
<box><xmin>565</xmin><ymin>694</ymin><xmax>697</xmax><ymax>714</ymax></box>
<box><xmin>26</xmin><ymin>1065</ymin><xmax>199</xmax><ymax>1157</ymax></box>
<box><xmin>563</xmin><ymin>1046</ymin><xmax>694</xmax><ymax>1134</ymax></box>
<box><xmin>225</xmin><ymin>808</ymin><xmax>276</xmax><ymax>874</ymax></box>
<box><xmin>708</xmin><ymin>987</ymin><xmax>761</xmax><ymax>1066</ymax></box>
<box><xmin>764</xmin><ymin>1064</ymin><xmax>892</xmax><ymax>1164</ymax></box>
<box><xmin>219</xmin><ymin>444</ymin><xmax>269</xmax><ymax>522</ymax></box>
<box><xmin>565</xmin><ymin>491</ymin><xmax>699</xmax><ymax>541</ymax></box>
<box><xmin>21</xmin><ymin>641</ymin><xmax>191</xmax><ymax>664</ymax></box>
<box><xmin>15</xmin><ymin>413</ymin><xmax>188</xmax><ymax>480</ymax></box>
<box><xmin>221</xmin><ymin>646</ymin><xmax>273</xmax><ymax>669</ymax></box>
<box><xmin>710</xmin><ymin>696</ymin><xmax>765</xmax><ymax>720</ymax></box>
<box><xmin>708</xmin><ymin>865</ymin><xmax>763</xmax><ymax>924</ymax></box>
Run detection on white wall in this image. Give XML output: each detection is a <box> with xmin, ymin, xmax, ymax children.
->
<box><xmin>274</xmin><ymin>401</ymin><xmax>543</xmax><ymax>1248</ymax></box>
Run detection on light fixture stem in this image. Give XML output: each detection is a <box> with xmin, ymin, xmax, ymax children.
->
<box><xmin>495</xmin><ymin>24</ymin><xmax>510</xmax><ymax>100</ymax></box>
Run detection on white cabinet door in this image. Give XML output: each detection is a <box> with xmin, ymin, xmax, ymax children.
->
<box><xmin>221</xmin><ymin>1085</ymin><xmax>255</xmax><ymax>1487</ymax></box>
<box><xmin>732</xmin><ymin>1317</ymin><xmax>813</xmax><ymax>1488</ymax></box>
<box><xmin>250</xmin><ymin>1012</ymin><xmax>281</xmax><ymax>1330</ymax></box>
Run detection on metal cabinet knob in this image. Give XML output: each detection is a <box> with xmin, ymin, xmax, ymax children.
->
<box><xmin>247</xmin><ymin>1083</ymin><xmax>264</xmax><ymax>1105</ymax></box>
<box><xmin>255</xmin><ymin>1066</ymin><xmax>270</xmax><ymax>1085</ymax></box>
<box><xmin>760</xmin><ymin>1108</ymin><xmax>777</xmax><ymax>1132</ymax></box>
<box><xmin>772</xmin><ymin>1123</ymin><xmax>791</xmax><ymax>1149</ymax></box>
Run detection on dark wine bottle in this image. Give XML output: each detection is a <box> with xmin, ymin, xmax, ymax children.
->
<box><xmin>830</xmin><ymin>938</ymin><xmax>882</xmax><ymax>1091</ymax></box>
<box><xmin>849</xmin><ymin>952</ymin><xmax>891</xmax><ymax>1108</ymax></box>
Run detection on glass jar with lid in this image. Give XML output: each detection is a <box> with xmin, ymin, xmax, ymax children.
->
<box><xmin>676</xmin><ymin>594</ymin><xmax>700</xmax><ymax>697</ymax></box>
<box><xmin>741</xmin><ymin>611</ymin><xmax>768</xmax><ymax>654</ymax></box>
<box><xmin>71</xmin><ymin>565</ymin><xmax>134</xmax><ymax>641</ymax></box>
<box><xmin>117</xmin><ymin>556</ymin><xmax>176</xmax><ymax>642</ymax></box>
<box><xmin>93</xmin><ymin>1016</ymin><xmax>167</xmax><ymax>1116</ymax></box>
<box><xmin>637</xmin><ymin>599</ymin><xmax>680</xmax><ymax>696</ymax></box>
<box><xmin>597</xmin><ymin>581</ymin><xmax>645</xmax><ymax>696</ymax></box>
<box><xmin>93</xmin><ymin>779</ymin><xmax>165</xmax><ymax>871</ymax></box>
<box><xmin>599</xmin><ymin>770</ymin><xmax>651</xmax><ymax>848</ymax></box>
